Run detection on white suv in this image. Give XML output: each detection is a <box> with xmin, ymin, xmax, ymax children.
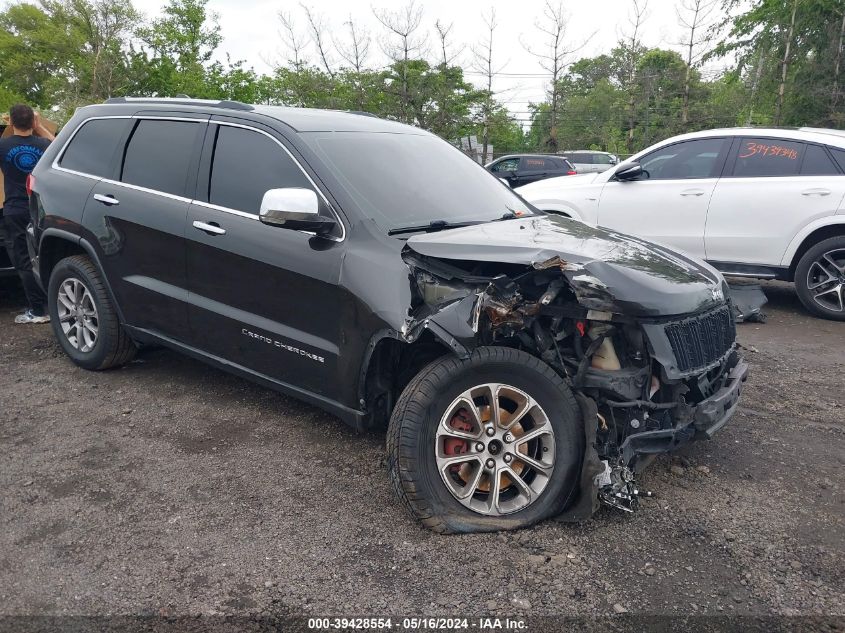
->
<box><xmin>519</xmin><ymin>128</ymin><xmax>845</xmax><ymax>320</ymax></box>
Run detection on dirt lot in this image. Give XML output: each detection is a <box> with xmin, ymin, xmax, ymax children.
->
<box><xmin>0</xmin><ymin>278</ymin><xmax>843</xmax><ymax>626</ymax></box>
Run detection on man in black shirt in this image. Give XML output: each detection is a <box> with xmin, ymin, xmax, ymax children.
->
<box><xmin>0</xmin><ymin>104</ymin><xmax>54</xmax><ymax>324</ymax></box>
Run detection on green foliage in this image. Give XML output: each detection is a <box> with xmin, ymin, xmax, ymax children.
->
<box><xmin>0</xmin><ymin>0</ymin><xmax>841</xmax><ymax>149</ymax></box>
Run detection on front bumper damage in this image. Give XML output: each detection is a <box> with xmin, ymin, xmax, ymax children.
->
<box><xmin>401</xmin><ymin>245</ymin><xmax>749</xmax><ymax>522</ymax></box>
<box><xmin>590</xmin><ymin>352</ymin><xmax>748</xmax><ymax>515</ymax></box>
<box><xmin>620</xmin><ymin>353</ymin><xmax>749</xmax><ymax>463</ymax></box>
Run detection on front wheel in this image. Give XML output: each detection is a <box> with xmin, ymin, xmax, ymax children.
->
<box><xmin>48</xmin><ymin>255</ymin><xmax>137</xmax><ymax>370</ymax></box>
<box><xmin>387</xmin><ymin>347</ymin><xmax>582</xmax><ymax>534</ymax></box>
<box><xmin>795</xmin><ymin>236</ymin><xmax>845</xmax><ymax>321</ymax></box>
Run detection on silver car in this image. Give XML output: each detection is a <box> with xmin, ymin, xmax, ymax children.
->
<box><xmin>560</xmin><ymin>150</ymin><xmax>618</xmax><ymax>174</ymax></box>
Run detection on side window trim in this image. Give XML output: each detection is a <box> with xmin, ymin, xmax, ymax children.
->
<box><xmin>198</xmin><ymin>119</ymin><xmax>346</xmax><ymax>241</ymax></box>
<box><xmin>53</xmin><ymin>115</ymin><xmax>134</xmax><ymax>181</ymax></box>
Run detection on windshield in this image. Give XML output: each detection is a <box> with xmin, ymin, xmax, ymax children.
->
<box><xmin>301</xmin><ymin>131</ymin><xmax>535</xmax><ymax>232</ymax></box>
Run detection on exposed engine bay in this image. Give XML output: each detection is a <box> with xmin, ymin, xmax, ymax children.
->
<box><xmin>400</xmin><ymin>247</ymin><xmax>749</xmax><ymax>520</ymax></box>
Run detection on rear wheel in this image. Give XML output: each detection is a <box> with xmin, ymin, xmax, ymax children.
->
<box><xmin>795</xmin><ymin>236</ymin><xmax>845</xmax><ymax>321</ymax></box>
<box><xmin>387</xmin><ymin>347</ymin><xmax>582</xmax><ymax>533</ymax></box>
<box><xmin>48</xmin><ymin>255</ymin><xmax>137</xmax><ymax>369</ymax></box>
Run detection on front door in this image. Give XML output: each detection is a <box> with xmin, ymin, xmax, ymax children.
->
<box><xmin>185</xmin><ymin>120</ymin><xmax>345</xmax><ymax>398</ymax></box>
<box><xmin>596</xmin><ymin>137</ymin><xmax>730</xmax><ymax>259</ymax></box>
<box><xmin>489</xmin><ymin>157</ymin><xmax>519</xmax><ymax>187</ymax></box>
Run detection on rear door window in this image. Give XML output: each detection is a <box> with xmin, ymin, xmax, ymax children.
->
<box><xmin>60</xmin><ymin>118</ymin><xmax>131</xmax><ymax>178</ymax></box>
<box><xmin>801</xmin><ymin>145</ymin><xmax>840</xmax><ymax>175</ymax></box>
<box><xmin>522</xmin><ymin>157</ymin><xmax>552</xmax><ymax>171</ymax></box>
<box><xmin>565</xmin><ymin>154</ymin><xmax>591</xmax><ymax>164</ymax></box>
<box><xmin>731</xmin><ymin>138</ymin><xmax>803</xmax><ymax>177</ymax></box>
<box><xmin>208</xmin><ymin>124</ymin><xmax>312</xmax><ymax>214</ymax></box>
<box><xmin>121</xmin><ymin>120</ymin><xmax>202</xmax><ymax>196</ymax></box>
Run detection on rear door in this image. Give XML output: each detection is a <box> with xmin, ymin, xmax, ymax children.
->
<box><xmin>596</xmin><ymin>137</ymin><xmax>730</xmax><ymax>259</ymax></box>
<box><xmin>81</xmin><ymin>115</ymin><xmax>206</xmax><ymax>341</ymax></box>
<box><xmin>185</xmin><ymin>118</ymin><xmax>346</xmax><ymax>398</ymax></box>
<box><xmin>705</xmin><ymin>138</ymin><xmax>845</xmax><ymax>266</ymax></box>
<box><xmin>517</xmin><ymin>156</ymin><xmax>555</xmax><ymax>186</ymax></box>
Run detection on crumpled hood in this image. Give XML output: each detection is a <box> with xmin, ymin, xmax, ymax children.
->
<box><xmin>406</xmin><ymin>215</ymin><xmax>727</xmax><ymax>317</ymax></box>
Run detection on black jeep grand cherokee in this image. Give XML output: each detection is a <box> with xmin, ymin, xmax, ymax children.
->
<box><xmin>30</xmin><ymin>98</ymin><xmax>747</xmax><ymax>533</ymax></box>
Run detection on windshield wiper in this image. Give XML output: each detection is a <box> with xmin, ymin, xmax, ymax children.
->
<box><xmin>387</xmin><ymin>219</ymin><xmax>485</xmax><ymax>236</ymax></box>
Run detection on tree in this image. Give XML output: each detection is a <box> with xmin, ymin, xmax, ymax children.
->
<box><xmin>138</xmin><ymin>0</ymin><xmax>222</xmax><ymax>97</ymax></box>
<box><xmin>716</xmin><ymin>0</ymin><xmax>845</xmax><ymax>127</ymax></box>
<box><xmin>472</xmin><ymin>8</ymin><xmax>503</xmax><ymax>162</ymax></box>
<box><xmin>434</xmin><ymin>19</ymin><xmax>461</xmax><ymax>67</ymax></box>
<box><xmin>277</xmin><ymin>10</ymin><xmax>308</xmax><ymax>69</ymax></box>
<box><xmin>300</xmin><ymin>4</ymin><xmax>334</xmax><ymax>78</ymax></box>
<box><xmin>774</xmin><ymin>0</ymin><xmax>799</xmax><ymax>125</ymax></box>
<box><xmin>676</xmin><ymin>0</ymin><xmax>719</xmax><ymax>128</ymax></box>
<box><xmin>523</xmin><ymin>0</ymin><xmax>580</xmax><ymax>152</ymax></box>
<box><xmin>0</xmin><ymin>2</ymin><xmax>80</xmax><ymax>106</ymax></box>
<box><xmin>335</xmin><ymin>16</ymin><xmax>371</xmax><ymax>110</ymax></box>
<box><xmin>618</xmin><ymin>0</ymin><xmax>649</xmax><ymax>152</ymax></box>
<box><xmin>373</xmin><ymin>0</ymin><xmax>427</xmax><ymax>124</ymax></box>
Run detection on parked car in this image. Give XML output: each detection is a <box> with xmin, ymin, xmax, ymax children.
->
<box><xmin>560</xmin><ymin>150</ymin><xmax>619</xmax><ymax>174</ymax></box>
<box><xmin>520</xmin><ymin>128</ymin><xmax>845</xmax><ymax>321</ymax></box>
<box><xmin>30</xmin><ymin>98</ymin><xmax>746</xmax><ymax>533</ymax></box>
<box><xmin>485</xmin><ymin>154</ymin><xmax>576</xmax><ymax>187</ymax></box>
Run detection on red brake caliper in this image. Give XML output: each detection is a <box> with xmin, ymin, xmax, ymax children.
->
<box><xmin>444</xmin><ymin>409</ymin><xmax>474</xmax><ymax>474</ymax></box>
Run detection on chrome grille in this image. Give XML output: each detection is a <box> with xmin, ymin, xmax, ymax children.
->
<box><xmin>663</xmin><ymin>305</ymin><xmax>736</xmax><ymax>374</ymax></box>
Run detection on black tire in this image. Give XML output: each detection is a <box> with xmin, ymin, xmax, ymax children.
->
<box><xmin>794</xmin><ymin>236</ymin><xmax>845</xmax><ymax>321</ymax></box>
<box><xmin>48</xmin><ymin>255</ymin><xmax>137</xmax><ymax>370</ymax></box>
<box><xmin>387</xmin><ymin>346</ymin><xmax>582</xmax><ymax>534</ymax></box>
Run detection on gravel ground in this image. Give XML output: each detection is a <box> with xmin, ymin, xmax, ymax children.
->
<box><xmin>0</xmin><ymin>278</ymin><xmax>843</xmax><ymax>626</ymax></box>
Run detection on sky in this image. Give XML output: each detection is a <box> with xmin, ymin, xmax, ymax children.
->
<box><xmin>130</xmin><ymin>0</ymin><xmax>729</xmax><ymax>122</ymax></box>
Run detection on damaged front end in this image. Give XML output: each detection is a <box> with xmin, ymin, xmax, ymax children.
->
<box><xmin>402</xmin><ymin>244</ymin><xmax>748</xmax><ymax>520</ymax></box>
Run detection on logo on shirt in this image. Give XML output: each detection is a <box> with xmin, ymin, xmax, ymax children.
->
<box><xmin>6</xmin><ymin>145</ymin><xmax>44</xmax><ymax>173</ymax></box>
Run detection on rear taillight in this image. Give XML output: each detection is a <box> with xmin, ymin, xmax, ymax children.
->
<box><xmin>567</xmin><ymin>170</ymin><xmax>577</xmax><ymax>175</ymax></box>
<box><xmin>26</xmin><ymin>174</ymin><xmax>34</xmax><ymax>196</ymax></box>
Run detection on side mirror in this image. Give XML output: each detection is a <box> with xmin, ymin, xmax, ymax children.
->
<box><xmin>614</xmin><ymin>162</ymin><xmax>643</xmax><ymax>181</ymax></box>
<box><xmin>259</xmin><ymin>188</ymin><xmax>336</xmax><ymax>235</ymax></box>
<box><xmin>609</xmin><ymin>156</ymin><xmax>618</xmax><ymax>165</ymax></box>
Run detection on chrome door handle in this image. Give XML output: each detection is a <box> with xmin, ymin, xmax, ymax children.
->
<box><xmin>680</xmin><ymin>189</ymin><xmax>705</xmax><ymax>197</ymax></box>
<box><xmin>192</xmin><ymin>220</ymin><xmax>226</xmax><ymax>235</ymax></box>
<box><xmin>93</xmin><ymin>193</ymin><xmax>119</xmax><ymax>206</ymax></box>
<box><xmin>801</xmin><ymin>188</ymin><xmax>831</xmax><ymax>196</ymax></box>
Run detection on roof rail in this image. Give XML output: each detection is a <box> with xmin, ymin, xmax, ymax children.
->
<box><xmin>347</xmin><ymin>110</ymin><xmax>380</xmax><ymax>118</ymax></box>
<box><xmin>104</xmin><ymin>97</ymin><xmax>254</xmax><ymax>111</ymax></box>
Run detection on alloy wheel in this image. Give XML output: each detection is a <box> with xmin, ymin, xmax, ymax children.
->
<box><xmin>56</xmin><ymin>278</ymin><xmax>99</xmax><ymax>352</ymax></box>
<box><xmin>434</xmin><ymin>383</ymin><xmax>556</xmax><ymax>516</ymax></box>
<box><xmin>806</xmin><ymin>248</ymin><xmax>845</xmax><ymax>314</ymax></box>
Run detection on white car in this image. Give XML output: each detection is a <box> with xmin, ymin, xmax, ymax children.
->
<box><xmin>560</xmin><ymin>150</ymin><xmax>619</xmax><ymax>174</ymax></box>
<box><xmin>519</xmin><ymin>128</ymin><xmax>845</xmax><ymax>320</ymax></box>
